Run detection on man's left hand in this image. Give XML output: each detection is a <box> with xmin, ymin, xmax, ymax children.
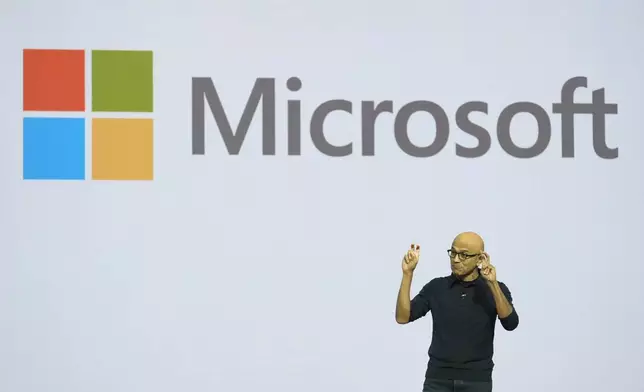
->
<box><xmin>478</xmin><ymin>253</ymin><xmax>496</xmax><ymax>282</ymax></box>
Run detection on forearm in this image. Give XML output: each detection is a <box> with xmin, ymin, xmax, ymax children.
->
<box><xmin>487</xmin><ymin>281</ymin><xmax>513</xmax><ymax>318</ymax></box>
<box><xmin>395</xmin><ymin>273</ymin><xmax>413</xmax><ymax>323</ymax></box>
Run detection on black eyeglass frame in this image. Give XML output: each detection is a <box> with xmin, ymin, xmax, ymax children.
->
<box><xmin>447</xmin><ymin>249</ymin><xmax>481</xmax><ymax>260</ymax></box>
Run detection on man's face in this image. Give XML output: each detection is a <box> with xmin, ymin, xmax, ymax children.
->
<box><xmin>448</xmin><ymin>244</ymin><xmax>482</xmax><ymax>277</ymax></box>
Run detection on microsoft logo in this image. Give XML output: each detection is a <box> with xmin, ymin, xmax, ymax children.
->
<box><xmin>22</xmin><ymin>49</ymin><xmax>154</xmax><ymax>180</ymax></box>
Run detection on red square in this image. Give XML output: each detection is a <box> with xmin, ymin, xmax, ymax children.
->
<box><xmin>23</xmin><ymin>49</ymin><xmax>85</xmax><ymax>111</ymax></box>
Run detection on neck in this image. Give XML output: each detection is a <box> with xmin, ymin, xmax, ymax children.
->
<box><xmin>458</xmin><ymin>268</ymin><xmax>480</xmax><ymax>282</ymax></box>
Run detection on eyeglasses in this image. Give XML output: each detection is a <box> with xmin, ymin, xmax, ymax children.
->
<box><xmin>447</xmin><ymin>249</ymin><xmax>480</xmax><ymax>261</ymax></box>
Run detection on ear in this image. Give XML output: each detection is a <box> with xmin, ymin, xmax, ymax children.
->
<box><xmin>478</xmin><ymin>253</ymin><xmax>488</xmax><ymax>264</ymax></box>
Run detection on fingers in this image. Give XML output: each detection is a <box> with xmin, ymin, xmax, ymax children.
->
<box><xmin>404</xmin><ymin>244</ymin><xmax>420</xmax><ymax>267</ymax></box>
<box><xmin>404</xmin><ymin>250</ymin><xmax>413</xmax><ymax>263</ymax></box>
<box><xmin>480</xmin><ymin>264</ymin><xmax>495</xmax><ymax>277</ymax></box>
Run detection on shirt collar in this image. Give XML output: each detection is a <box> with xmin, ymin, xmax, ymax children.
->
<box><xmin>448</xmin><ymin>273</ymin><xmax>481</xmax><ymax>288</ymax></box>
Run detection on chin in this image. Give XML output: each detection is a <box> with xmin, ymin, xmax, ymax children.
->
<box><xmin>453</xmin><ymin>269</ymin><xmax>472</xmax><ymax>277</ymax></box>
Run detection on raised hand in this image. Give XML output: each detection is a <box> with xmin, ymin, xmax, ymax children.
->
<box><xmin>478</xmin><ymin>253</ymin><xmax>497</xmax><ymax>282</ymax></box>
<box><xmin>402</xmin><ymin>243</ymin><xmax>420</xmax><ymax>275</ymax></box>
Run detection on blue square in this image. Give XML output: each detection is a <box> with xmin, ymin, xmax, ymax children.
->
<box><xmin>23</xmin><ymin>117</ymin><xmax>86</xmax><ymax>180</ymax></box>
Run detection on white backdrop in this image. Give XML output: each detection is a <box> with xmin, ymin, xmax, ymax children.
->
<box><xmin>1</xmin><ymin>1</ymin><xmax>643</xmax><ymax>391</ymax></box>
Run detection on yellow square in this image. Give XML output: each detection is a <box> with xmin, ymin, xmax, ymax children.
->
<box><xmin>92</xmin><ymin>118</ymin><xmax>153</xmax><ymax>180</ymax></box>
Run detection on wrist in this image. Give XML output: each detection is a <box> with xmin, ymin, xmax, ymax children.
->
<box><xmin>403</xmin><ymin>271</ymin><xmax>414</xmax><ymax>279</ymax></box>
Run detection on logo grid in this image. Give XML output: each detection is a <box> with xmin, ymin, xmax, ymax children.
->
<box><xmin>22</xmin><ymin>48</ymin><xmax>154</xmax><ymax>181</ymax></box>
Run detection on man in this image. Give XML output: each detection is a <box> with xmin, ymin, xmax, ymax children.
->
<box><xmin>395</xmin><ymin>232</ymin><xmax>519</xmax><ymax>392</ymax></box>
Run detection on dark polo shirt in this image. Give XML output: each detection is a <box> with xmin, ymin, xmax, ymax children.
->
<box><xmin>409</xmin><ymin>274</ymin><xmax>519</xmax><ymax>382</ymax></box>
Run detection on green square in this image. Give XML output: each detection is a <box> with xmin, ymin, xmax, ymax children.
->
<box><xmin>92</xmin><ymin>50</ymin><xmax>153</xmax><ymax>112</ymax></box>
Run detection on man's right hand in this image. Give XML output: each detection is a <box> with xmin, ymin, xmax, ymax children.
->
<box><xmin>402</xmin><ymin>244</ymin><xmax>420</xmax><ymax>275</ymax></box>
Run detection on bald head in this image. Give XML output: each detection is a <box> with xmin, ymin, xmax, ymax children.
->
<box><xmin>452</xmin><ymin>231</ymin><xmax>485</xmax><ymax>253</ymax></box>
